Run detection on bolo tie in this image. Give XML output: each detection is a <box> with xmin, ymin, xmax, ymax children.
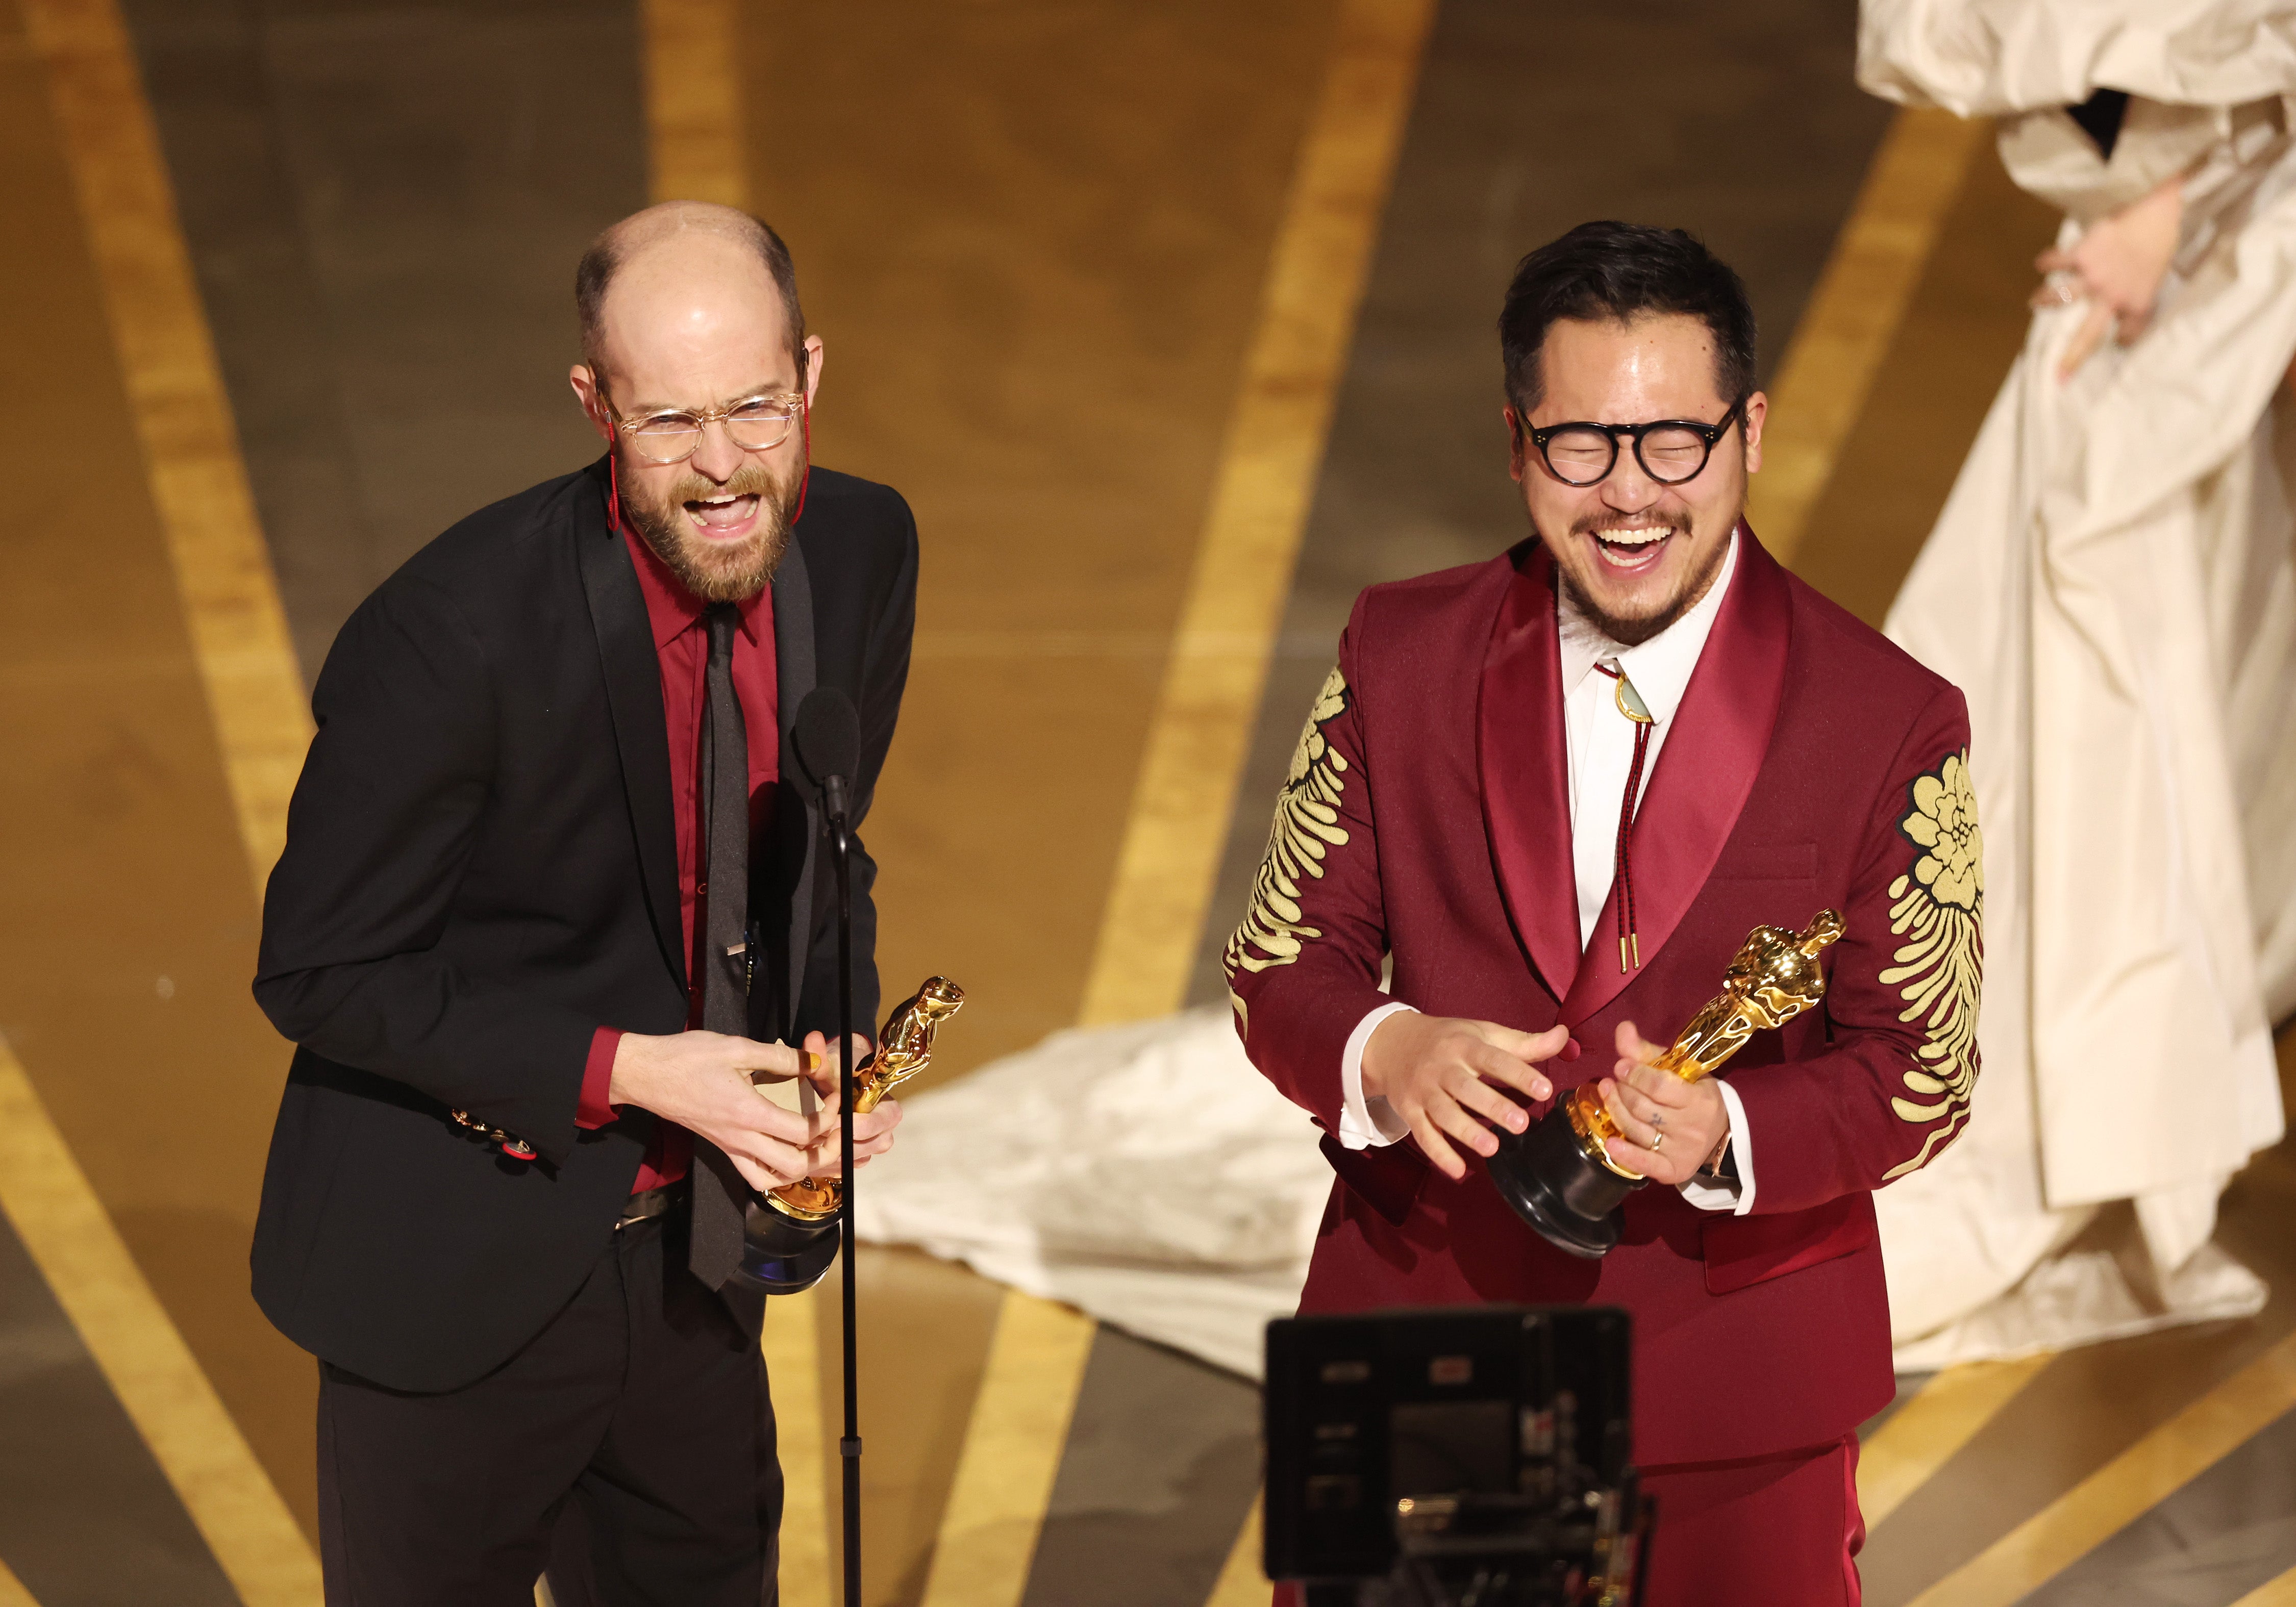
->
<box><xmin>1592</xmin><ymin>660</ymin><xmax>1655</xmax><ymax>972</ymax></box>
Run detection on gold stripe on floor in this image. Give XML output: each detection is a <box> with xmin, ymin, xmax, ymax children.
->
<box><xmin>642</xmin><ymin>0</ymin><xmax>745</xmax><ymax>208</ymax></box>
<box><xmin>1858</xmin><ymin>1355</ymin><xmax>2054</xmax><ymax>1529</ymax></box>
<box><xmin>761</xmin><ymin>1292</ymin><xmax>833</xmax><ymax>1605</ymax></box>
<box><xmin>2236</xmin><ymin>1564</ymin><xmax>2296</xmax><ymax>1606</ymax></box>
<box><xmin>0</xmin><ymin>1033</ymin><xmax>322</xmax><ymax>1606</ymax></box>
<box><xmin>916</xmin><ymin>1293</ymin><xmax>1098</xmax><ymax>1607</ymax></box>
<box><xmin>0</xmin><ymin>1555</ymin><xmax>39</xmax><ymax>1607</ymax></box>
<box><xmin>22</xmin><ymin>0</ymin><xmax>311</xmax><ymax>902</ymax></box>
<box><xmin>1907</xmin><ymin>1328</ymin><xmax>2296</xmax><ymax>1606</ymax></box>
<box><xmin>1204</xmin><ymin>1492</ymin><xmax>1266</xmax><ymax>1607</ymax></box>
<box><xmin>1077</xmin><ymin>0</ymin><xmax>1437</xmax><ymax>1026</ymax></box>
<box><xmin>1746</xmin><ymin>106</ymin><xmax>1989</xmax><ymax>565</ymax></box>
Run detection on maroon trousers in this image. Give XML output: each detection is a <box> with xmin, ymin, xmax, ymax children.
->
<box><xmin>1638</xmin><ymin>1435</ymin><xmax>1863</xmax><ymax>1606</ymax></box>
<box><xmin>1270</xmin><ymin>1434</ymin><xmax>1863</xmax><ymax>1607</ymax></box>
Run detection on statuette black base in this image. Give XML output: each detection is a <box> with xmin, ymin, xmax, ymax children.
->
<box><xmin>1486</xmin><ymin>1106</ymin><xmax>1641</xmax><ymax>1260</ymax></box>
<box><xmin>735</xmin><ymin>1201</ymin><xmax>841</xmax><ymax>1294</ymax></box>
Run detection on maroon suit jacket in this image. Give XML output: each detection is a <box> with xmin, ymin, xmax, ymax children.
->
<box><xmin>1226</xmin><ymin>528</ymin><xmax>1982</xmax><ymax>1465</ymax></box>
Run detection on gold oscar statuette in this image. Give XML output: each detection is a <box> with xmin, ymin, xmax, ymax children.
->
<box><xmin>761</xmin><ymin>975</ymin><xmax>965</xmax><ymax>1225</ymax></box>
<box><xmin>1486</xmin><ymin>910</ymin><xmax>1844</xmax><ymax>1259</ymax></box>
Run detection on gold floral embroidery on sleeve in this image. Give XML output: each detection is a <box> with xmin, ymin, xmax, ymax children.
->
<box><xmin>1880</xmin><ymin>749</ymin><xmax>1984</xmax><ymax>1180</ymax></box>
<box><xmin>1225</xmin><ymin>666</ymin><xmax>1353</xmax><ymax>994</ymax></box>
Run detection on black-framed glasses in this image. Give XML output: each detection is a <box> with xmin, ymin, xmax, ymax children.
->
<box><xmin>603</xmin><ymin>388</ymin><xmax>806</xmax><ymax>464</ymax></box>
<box><xmin>1521</xmin><ymin>399</ymin><xmax>1747</xmax><ymax>488</ymax></box>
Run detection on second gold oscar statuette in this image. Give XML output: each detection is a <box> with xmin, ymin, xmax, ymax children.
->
<box><xmin>1485</xmin><ymin>910</ymin><xmax>1845</xmax><ymax>1257</ymax></box>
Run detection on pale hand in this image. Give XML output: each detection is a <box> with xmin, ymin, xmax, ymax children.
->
<box><xmin>2036</xmin><ymin>173</ymin><xmax>2183</xmax><ymax>380</ymax></box>
<box><xmin>1361</xmin><ymin>1013</ymin><xmax>1570</xmax><ymax>1182</ymax></box>
<box><xmin>796</xmin><ymin>1028</ymin><xmax>899</xmax><ymax>1180</ymax></box>
<box><xmin>608</xmin><ymin>1029</ymin><xmax>901</xmax><ymax>1192</ymax></box>
<box><xmin>1597</xmin><ymin>1021</ymin><xmax>1729</xmax><ymax>1187</ymax></box>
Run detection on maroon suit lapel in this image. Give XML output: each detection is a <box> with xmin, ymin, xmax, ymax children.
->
<box><xmin>1558</xmin><ymin>524</ymin><xmax>1793</xmax><ymax>1025</ymax></box>
<box><xmin>1478</xmin><ymin>546</ymin><xmax>1581</xmax><ymax>1003</ymax></box>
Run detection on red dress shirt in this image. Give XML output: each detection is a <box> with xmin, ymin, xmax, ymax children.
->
<box><xmin>576</xmin><ymin>521</ymin><xmax>780</xmax><ymax>1191</ymax></box>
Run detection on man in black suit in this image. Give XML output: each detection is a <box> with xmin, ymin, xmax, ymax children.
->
<box><xmin>251</xmin><ymin>200</ymin><xmax>914</xmax><ymax>1604</ymax></box>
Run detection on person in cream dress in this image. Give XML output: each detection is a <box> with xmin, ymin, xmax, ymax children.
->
<box><xmin>1859</xmin><ymin>0</ymin><xmax>2296</xmax><ymax>1363</ymax></box>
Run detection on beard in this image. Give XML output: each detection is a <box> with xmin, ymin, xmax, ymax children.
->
<box><xmin>617</xmin><ymin>447</ymin><xmax>801</xmax><ymax>603</ymax></box>
<box><xmin>1549</xmin><ymin>508</ymin><xmax>1730</xmax><ymax>647</ymax></box>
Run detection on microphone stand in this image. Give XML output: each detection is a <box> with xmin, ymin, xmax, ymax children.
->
<box><xmin>823</xmin><ymin>772</ymin><xmax>862</xmax><ymax>1607</ymax></box>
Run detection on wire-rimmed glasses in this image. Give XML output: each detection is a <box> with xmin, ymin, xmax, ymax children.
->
<box><xmin>605</xmin><ymin>390</ymin><xmax>807</xmax><ymax>464</ymax></box>
<box><xmin>1521</xmin><ymin>398</ymin><xmax>1747</xmax><ymax>488</ymax></box>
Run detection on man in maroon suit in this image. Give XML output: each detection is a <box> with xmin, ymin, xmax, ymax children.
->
<box><xmin>1227</xmin><ymin>221</ymin><xmax>1982</xmax><ymax>1605</ymax></box>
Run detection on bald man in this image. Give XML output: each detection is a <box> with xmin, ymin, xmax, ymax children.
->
<box><xmin>250</xmin><ymin>203</ymin><xmax>918</xmax><ymax>1604</ymax></box>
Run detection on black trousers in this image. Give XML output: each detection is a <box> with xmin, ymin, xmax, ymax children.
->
<box><xmin>316</xmin><ymin>1211</ymin><xmax>780</xmax><ymax>1606</ymax></box>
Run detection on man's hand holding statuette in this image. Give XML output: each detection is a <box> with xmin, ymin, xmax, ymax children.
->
<box><xmin>1362</xmin><ymin>1015</ymin><xmax>1571</xmax><ymax>1181</ymax></box>
<box><xmin>1597</xmin><ymin>1021</ymin><xmax>1729</xmax><ymax>1187</ymax></box>
<box><xmin>609</xmin><ymin>1029</ymin><xmax>900</xmax><ymax>1191</ymax></box>
<box><xmin>792</xmin><ymin>1028</ymin><xmax>900</xmax><ymax>1178</ymax></box>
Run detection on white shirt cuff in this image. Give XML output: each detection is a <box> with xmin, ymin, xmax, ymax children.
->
<box><xmin>1337</xmin><ymin>1002</ymin><xmax>1416</xmax><ymax>1150</ymax></box>
<box><xmin>1676</xmin><ymin>1077</ymin><xmax>1756</xmax><ymax>1215</ymax></box>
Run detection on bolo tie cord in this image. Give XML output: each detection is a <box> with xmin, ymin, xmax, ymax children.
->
<box><xmin>1593</xmin><ymin>661</ymin><xmax>1654</xmax><ymax>972</ymax></box>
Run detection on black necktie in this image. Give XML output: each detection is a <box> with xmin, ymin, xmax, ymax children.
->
<box><xmin>690</xmin><ymin>604</ymin><xmax>750</xmax><ymax>1288</ymax></box>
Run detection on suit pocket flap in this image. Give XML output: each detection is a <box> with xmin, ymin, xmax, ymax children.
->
<box><xmin>1701</xmin><ymin>1193</ymin><xmax>1876</xmax><ymax>1294</ymax></box>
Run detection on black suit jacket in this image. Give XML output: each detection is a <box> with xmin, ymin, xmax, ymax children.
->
<box><xmin>251</xmin><ymin>459</ymin><xmax>916</xmax><ymax>1392</ymax></box>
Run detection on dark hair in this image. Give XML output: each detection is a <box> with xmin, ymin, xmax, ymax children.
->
<box><xmin>1498</xmin><ymin>221</ymin><xmax>1756</xmax><ymax>414</ymax></box>
<box><xmin>575</xmin><ymin>209</ymin><xmax>808</xmax><ymax>384</ymax></box>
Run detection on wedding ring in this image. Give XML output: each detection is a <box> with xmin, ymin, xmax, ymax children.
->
<box><xmin>1651</xmin><ymin>1129</ymin><xmax>1665</xmax><ymax>1152</ymax></box>
<box><xmin>2041</xmin><ymin>271</ymin><xmax>2082</xmax><ymax>307</ymax></box>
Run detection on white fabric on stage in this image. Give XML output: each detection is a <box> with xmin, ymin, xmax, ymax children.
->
<box><xmin>1891</xmin><ymin>1239</ymin><xmax>2265</xmax><ymax>1369</ymax></box>
<box><xmin>1860</xmin><ymin>0</ymin><xmax>2296</xmax><ymax>1358</ymax></box>
<box><xmin>853</xmin><ymin>1009</ymin><xmax>1325</xmax><ymax>1380</ymax></box>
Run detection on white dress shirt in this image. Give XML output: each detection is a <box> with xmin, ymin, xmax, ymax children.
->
<box><xmin>1337</xmin><ymin>533</ymin><xmax>1756</xmax><ymax>1215</ymax></box>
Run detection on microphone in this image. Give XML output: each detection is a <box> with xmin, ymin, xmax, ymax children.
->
<box><xmin>792</xmin><ymin>687</ymin><xmax>861</xmax><ymax>823</ymax></box>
